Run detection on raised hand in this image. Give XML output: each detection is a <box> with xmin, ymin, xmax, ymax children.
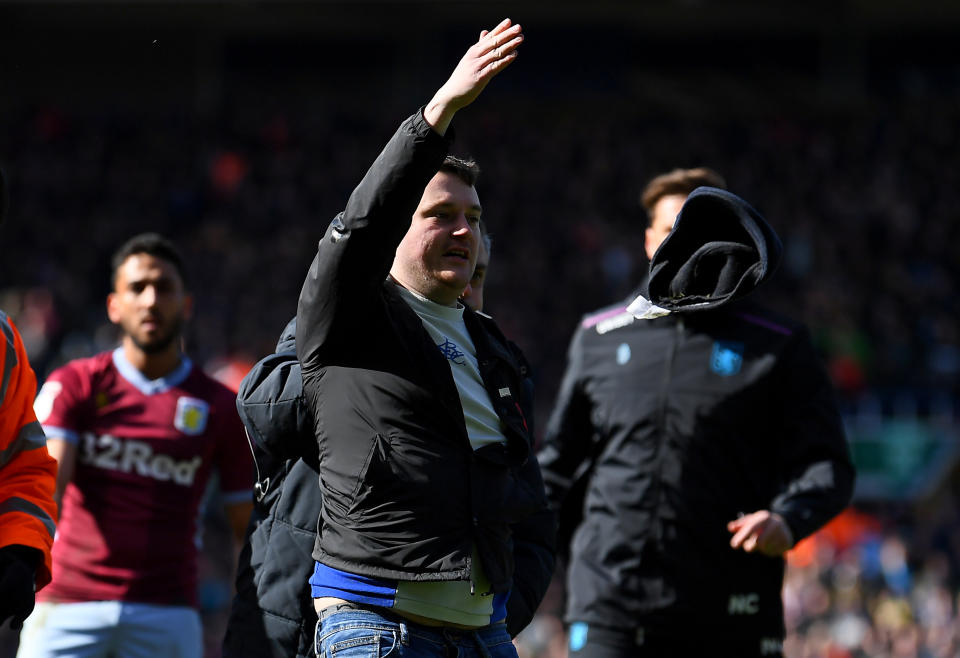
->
<box><xmin>424</xmin><ymin>18</ymin><xmax>524</xmax><ymax>134</ymax></box>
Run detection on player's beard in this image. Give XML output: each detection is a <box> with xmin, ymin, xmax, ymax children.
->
<box><xmin>128</xmin><ymin>314</ymin><xmax>184</xmax><ymax>355</ymax></box>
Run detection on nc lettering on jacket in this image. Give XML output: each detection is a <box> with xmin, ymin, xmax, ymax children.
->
<box><xmin>727</xmin><ymin>592</ymin><xmax>760</xmax><ymax>615</ymax></box>
<box><xmin>80</xmin><ymin>433</ymin><xmax>203</xmax><ymax>486</ymax></box>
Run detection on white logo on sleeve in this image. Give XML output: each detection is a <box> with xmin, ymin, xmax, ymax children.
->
<box><xmin>80</xmin><ymin>434</ymin><xmax>203</xmax><ymax>486</ymax></box>
<box><xmin>174</xmin><ymin>397</ymin><xmax>210</xmax><ymax>436</ymax></box>
<box><xmin>34</xmin><ymin>381</ymin><xmax>63</xmax><ymax>424</ymax></box>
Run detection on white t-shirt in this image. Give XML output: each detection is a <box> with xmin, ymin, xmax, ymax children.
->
<box><xmin>395</xmin><ymin>284</ymin><xmax>507</xmax><ymax>450</ymax></box>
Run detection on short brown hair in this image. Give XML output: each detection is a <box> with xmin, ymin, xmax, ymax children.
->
<box><xmin>640</xmin><ymin>167</ymin><xmax>726</xmax><ymax>223</ymax></box>
<box><xmin>440</xmin><ymin>156</ymin><xmax>480</xmax><ymax>188</ymax></box>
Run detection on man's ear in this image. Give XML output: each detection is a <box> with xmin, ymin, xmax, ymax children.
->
<box><xmin>183</xmin><ymin>294</ymin><xmax>195</xmax><ymax>322</ymax></box>
<box><xmin>106</xmin><ymin>293</ymin><xmax>120</xmax><ymax>325</ymax></box>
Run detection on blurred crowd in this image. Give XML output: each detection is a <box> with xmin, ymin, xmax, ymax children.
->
<box><xmin>2</xmin><ymin>37</ymin><xmax>959</xmax><ymax>657</ymax></box>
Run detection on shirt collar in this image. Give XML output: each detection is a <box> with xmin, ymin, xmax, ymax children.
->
<box><xmin>112</xmin><ymin>347</ymin><xmax>193</xmax><ymax>396</ymax></box>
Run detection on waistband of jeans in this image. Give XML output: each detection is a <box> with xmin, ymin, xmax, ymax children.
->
<box><xmin>318</xmin><ymin>601</ymin><xmax>506</xmax><ymax>635</ymax></box>
<box><xmin>319</xmin><ymin>602</ymin><xmax>410</xmax><ymax>622</ymax></box>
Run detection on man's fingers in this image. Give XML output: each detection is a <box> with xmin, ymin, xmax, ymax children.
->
<box><xmin>729</xmin><ymin>515</ymin><xmax>767</xmax><ymax>549</ymax></box>
<box><xmin>479</xmin><ymin>24</ymin><xmax>523</xmax><ymax>57</ymax></box>
<box><xmin>478</xmin><ymin>33</ymin><xmax>523</xmax><ymax>70</ymax></box>
<box><xmin>729</xmin><ymin>522</ymin><xmax>757</xmax><ymax>548</ymax></box>
<box><xmin>486</xmin><ymin>18</ymin><xmax>514</xmax><ymax>38</ymax></box>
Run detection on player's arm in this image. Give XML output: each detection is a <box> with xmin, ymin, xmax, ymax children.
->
<box><xmin>33</xmin><ymin>366</ymin><xmax>87</xmax><ymax>519</ymax></box>
<box><xmin>214</xmin><ymin>387</ymin><xmax>256</xmax><ymax>552</ymax></box>
<box><xmin>46</xmin><ymin>438</ymin><xmax>77</xmax><ymax>515</ymax></box>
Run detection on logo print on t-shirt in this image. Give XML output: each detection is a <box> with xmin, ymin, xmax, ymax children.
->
<box><xmin>436</xmin><ymin>338</ymin><xmax>466</xmax><ymax>366</ymax></box>
<box><xmin>174</xmin><ymin>397</ymin><xmax>210</xmax><ymax>435</ymax></box>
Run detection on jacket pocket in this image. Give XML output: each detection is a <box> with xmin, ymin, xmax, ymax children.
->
<box><xmin>348</xmin><ymin>433</ymin><xmax>391</xmax><ymax>518</ymax></box>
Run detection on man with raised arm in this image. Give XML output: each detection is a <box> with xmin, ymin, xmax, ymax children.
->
<box><xmin>296</xmin><ymin>20</ymin><xmax>554</xmax><ymax>658</ymax></box>
<box><xmin>224</xmin><ymin>220</ymin><xmax>499</xmax><ymax>658</ymax></box>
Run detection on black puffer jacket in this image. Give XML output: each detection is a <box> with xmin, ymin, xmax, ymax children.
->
<box><xmin>223</xmin><ymin>319</ymin><xmax>318</xmax><ymax>658</ymax></box>
<box><xmin>539</xmin><ymin>187</ymin><xmax>855</xmax><ymax>631</ymax></box>
<box><xmin>296</xmin><ymin>110</ymin><xmax>555</xmax><ymax>629</ymax></box>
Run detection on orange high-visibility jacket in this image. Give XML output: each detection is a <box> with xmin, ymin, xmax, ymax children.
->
<box><xmin>0</xmin><ymin>310</ymin><xmax>57</xmax><ymax>588</ymax></box>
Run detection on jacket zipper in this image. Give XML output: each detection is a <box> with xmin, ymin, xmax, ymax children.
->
<box><xmin>244</xmin><ymin>428</ymin><xmax>270</xmax><ymax>502</ymax></box>
<box><xmin>652</xmin><ymin>318</ymin><xmax>683</xmax><ymax>546</ymax></box>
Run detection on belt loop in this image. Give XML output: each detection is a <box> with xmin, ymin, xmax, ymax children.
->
<box><xmin>472</xmin><ymin>630</ymin><xmax>492</xmax><ymax>658</ymax></box>
<box><xmin>441</xmin><ymin>628</ymin><xmax>459</xmax><ymax>658</ymax></box>
<box><xmin>314</xmin><ymin>617</ymin><xmax>323</xmax><ymax>657</ymax></box>
<box><xmin>398</xmin><ymin>620</ymin><xmax>410</xmax><ymax>646</ymax></box>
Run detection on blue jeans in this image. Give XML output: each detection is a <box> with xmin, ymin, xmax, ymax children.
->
<box><xmin>314</xmin><ymin>607</ymin><xmax>517</xmax><ymax>658</ymax></box>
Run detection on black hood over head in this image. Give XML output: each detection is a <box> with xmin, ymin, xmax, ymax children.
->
<box><xmin>645</xmin><ymin>186</ymin><xmax>782</xmax><ymax>313</ymax></box>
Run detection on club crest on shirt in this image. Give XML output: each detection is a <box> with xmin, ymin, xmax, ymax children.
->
<box><xmin>711</xmin><ymin>341</ymin><xmax>744</xmax><ymax>376</ymax></box>
<box><xmin>174</xmin><ymin>397</ymin><xmax>210</xmax><ymax>435</ymax></box>
<box><xmin>437</xmin><ymin>338</ymin><xmax>466</xmax><ymax>366</ymax></box>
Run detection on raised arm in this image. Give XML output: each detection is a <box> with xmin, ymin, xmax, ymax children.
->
<box><xmin>296</xmin><ymin>20</ymin><xmax>523</xmax><ymax>370</ymax></box>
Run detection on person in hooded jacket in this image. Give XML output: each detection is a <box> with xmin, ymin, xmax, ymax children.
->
<box><xmin>221</xmin><ymin>318</ymin><xmax>317</xmax><ymax>658</ymax></box>
<box><xmin>538</xmin><ymin>168</ymin><xmax>855</xmax><ymax>658</ymax></box>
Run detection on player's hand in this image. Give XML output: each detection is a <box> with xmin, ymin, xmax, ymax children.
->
<box><xmin>0</xmin><ymin>545</ymin><xmax>40</xmax><ymax>628</ymax></box>
<box><xmin>424</xmin><ymin>18</ymin><xmax>523</xmax><ymax>134</ymax></box>
<box><xmin>727</xmin><ymin>510</ymin><xmax>794</xmax><ymax>557</ymax></box>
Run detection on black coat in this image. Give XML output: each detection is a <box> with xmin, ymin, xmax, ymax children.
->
<box><xmin>538</xmin><ymin>188</ymin><xmax>855</xmax><ymax>632</ymax></box>
<box><xmin>223</xmin><ymin>320</ymin><xmax>318</xmax><ymax>658</ymax></box>
<box><xmin>296</xmin><ymin>110</ymin><xmax>554</xmax><ymax>630</ymax></box>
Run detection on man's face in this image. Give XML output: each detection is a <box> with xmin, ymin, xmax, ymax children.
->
<box><xmin>645</xmin><ymin>194</ymin><xmax>686</xmax><ymax>261</ymax></box>
<box><xmin>391</xmin><ymin>171</ymin><xmax>481</xmax><ymax>306</ymax></box>
<box><xmin>107</xmin><ymin>253</ymin><xmax>192</xmax><ymax>354</ymax></box>
<box><xmin>460</xmin><ymin>237</ymin><xmax>489</xmax><ymax>312</ymax></box>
